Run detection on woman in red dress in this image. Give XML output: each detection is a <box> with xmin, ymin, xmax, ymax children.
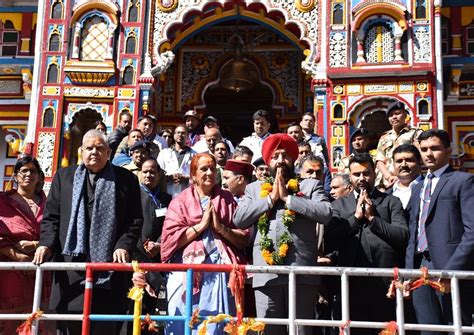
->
<box><xmin>0</xmin><ymin>156</ymin><xmax>48</xmax><ymax>334</ymax></box>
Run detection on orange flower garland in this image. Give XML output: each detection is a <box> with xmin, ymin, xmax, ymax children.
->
<box><xmin>257</xmin><ymin>178</ymin><xmax>301</xmax><ymax>265</ymax></box>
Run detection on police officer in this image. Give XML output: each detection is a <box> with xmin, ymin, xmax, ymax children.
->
<box><xmin>375</xmin><ymin>101</ymin><xmax>421</xmax><ymax>189</ymax></box>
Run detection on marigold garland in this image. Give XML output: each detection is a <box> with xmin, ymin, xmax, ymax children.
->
<box><xmin>16</xmin><ymin>310</ymin><xmax>43</xmax><ymax>335</ymax></box>
<box><xmin>191</xmin><ymin>310</ymin><xmax>265</xmax><ymax>335</ymax></box>
<box><xmin>257</xmin><ymin>177</ymin><xmax>302</xmax><ymax>265</ymax></box>
<box><xmin>379</xmin><ymin>321</ymin><xmax>398</xmax><ymax>335</ymax></box>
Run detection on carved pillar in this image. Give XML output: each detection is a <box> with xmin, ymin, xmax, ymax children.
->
<box><xmin>394</xmin><ymin>35</ymin><xmax>404</xmax><ymax>61</ymax></box>
<box><xmin>72</xmin><ymin>23</ymin><xmax>81</xmax><ymax>59</ymax></box>
<box><xmin>107</xmin><ymin>25</ymin><xmax>116</xmax><ymax>59</ymax></box>
<box><xmin>356</xmin><ymin>38</ymin><xmax>366</xmax><ymax>63</ymax></box>
<box><xmin>311</xmin><ymin>79</ymin><xmax>329</xmax><ymax>142</ymax></box>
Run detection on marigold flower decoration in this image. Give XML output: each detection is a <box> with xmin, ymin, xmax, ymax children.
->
<box><xmin>257</xmin><ymin>178</ymin><xmax>303</xmax><ymax>265</ymax></box>
<box><xmin>260</xmin><ymin>182</ymin><xmax>273</xmax><ymax>198</ymax></box>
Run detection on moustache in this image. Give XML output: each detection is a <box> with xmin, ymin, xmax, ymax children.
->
<box><xmin>276</xmin><ymin>163</ymin><xmax>290</xmax><ymax>169</ymax></box>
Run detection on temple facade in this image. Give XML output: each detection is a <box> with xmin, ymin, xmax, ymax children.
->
<box><xmin>0</xmin><ymin>2</ymin><xmax>37</xmax><ymax>190</ymax></box>
<box><xmin>0</xmin><ymin>0</ymin><xmax>473</xmax><ymax>190</ymax></box>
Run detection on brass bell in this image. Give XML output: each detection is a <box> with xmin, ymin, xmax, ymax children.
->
<box><xmin>220</xmin><ymin>58</ymin><xmax>257</xmax><ymax>93</ymax></box>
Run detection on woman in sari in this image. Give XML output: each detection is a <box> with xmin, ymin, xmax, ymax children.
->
<box><xmin>161</xmin><ymin>153</ymin><xmax>249</xmax><ymax>334</ymax></box>
<box><xmin>0</xmin><ymin>156</ymin><xmax>48</xmax><ymax>334</ymax></box>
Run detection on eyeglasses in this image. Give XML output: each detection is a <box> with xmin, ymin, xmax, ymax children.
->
<box><xmin>17</xmin><ymin>168</ymin><xmax>38</xmax><ymax>177</ymax></box>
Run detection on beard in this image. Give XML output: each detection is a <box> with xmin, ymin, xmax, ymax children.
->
<box><xmin>269</xmin><ymin>162</ymin><xmax>294</xmax><ymax>180</ymax></box>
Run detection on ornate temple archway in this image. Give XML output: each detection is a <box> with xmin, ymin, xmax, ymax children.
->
<box><xmin>347</xmin><ymin>96</ymin><xmax>415</xmax><ymax>151</ymax></box>
<box><xmin>150</xmin><ymin>11</ymin><xmax>314</xmax><ymax>138</ymax></box>
<box><xmin>147</xmin><ymin>1</ymin><xmax>320</xmax><ymax>78</ymax></box>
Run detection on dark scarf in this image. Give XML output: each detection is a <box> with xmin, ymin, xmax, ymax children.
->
<box><xmin>63</xmin><ymin>163</ymin><xmax>117</xmax><ymax>262</ymax></box>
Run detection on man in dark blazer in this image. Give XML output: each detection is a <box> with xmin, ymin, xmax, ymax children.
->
<box><xmin>33</xmin><ymin>129</ymin><xmax>143</xmax><ymax>335</ymax></box>
<box><xmin>234</xmin><ymin>134</ymin><xmax>332</xmax><ymax>335</ymax></box>
<box><xmin>326</xmin><ymin>153</ymin><xmax>408</xmax><ymax>335</ymax></box>
<box><xmin>405</xmin><ymin>129</ymin><xmax>474</xmax><ymax>334</ymax></box>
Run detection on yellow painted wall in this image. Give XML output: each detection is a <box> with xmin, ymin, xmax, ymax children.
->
<box><xmin>0</xmin><ymin>13</ymin><xmax>23</xmax><ymax>30</ymax></box>
<box><xmin>461</xmin><ymin>7</ymin><xmax>474</xmax><ymax>26</ymax></box>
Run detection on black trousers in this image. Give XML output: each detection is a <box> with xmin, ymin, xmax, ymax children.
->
<box><xmin>56</xmin><ymin>288</ymin><xmax>126</xmax><ymax>335</ymax></box>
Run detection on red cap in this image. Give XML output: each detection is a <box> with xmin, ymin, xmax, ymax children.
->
<box><xmin>261</xmin><ymin>133</ymin><xmax>298</xmax><ymax>165</ymax></box>
<box><xmin>224</xmin><ymin>159</ymin><xmax>254</xmax><ymax>177</ymax></box>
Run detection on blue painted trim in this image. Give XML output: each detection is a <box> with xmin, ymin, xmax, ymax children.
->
<box><xmin>0</xmin><ymin>6</ymin><xmax>37</xmax><ymax>12</ymax></box>
<box><xmin>185</xmin><ymin>269</ymin><xmax>193</xmax><ymax>335</ymax></box>
<box><xmin>443</xmin><ymin>57</ymin><xmax>474</xmax><ymax>65</ymax></box>
<box><xmin>0</xmin><ymin>58</ymin><xmax>34</xmax><ymax>65</ymax></box>
<box><xmin>172</xmin><ymin>14</ymin><xmax>302</xmax><ymax>52</ymax></box>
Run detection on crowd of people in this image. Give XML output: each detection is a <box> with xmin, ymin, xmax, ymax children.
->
<box><xmin>0</xmin><ymin>101</ymin><xmax>473</xmax><ymax>335</ymax></box>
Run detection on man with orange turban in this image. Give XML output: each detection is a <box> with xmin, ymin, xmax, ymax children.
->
<box><xmin>234</xmin><ymin>133</ymin><xmax>332</xmax><ymax>335</ymax></box>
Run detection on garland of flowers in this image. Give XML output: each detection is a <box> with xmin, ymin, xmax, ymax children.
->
<box><xmin>258</xmin><ymin>177</ymin><xmax>302</xmax><ymax>265</ymax></box>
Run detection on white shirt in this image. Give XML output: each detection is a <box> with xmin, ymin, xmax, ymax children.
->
<box><xmin>392</xmin><ymin>177</ymin><xmax>421</xmax><ymax>209</ymax></box>
<box><xmin>191</xmin><ymin>138</ymin><xmax>235</xmax><ymax>154</ymax></box>
<box><xmin>157</xmin><ymin>146</ymin><xmax>196</xmax><ymax>198</ymax></box>
<box><xmin>239</xmin><ymin>132</ymin><xmax>270</xmax><ymax>163</ymax></box>
<box><xmin>426</xmin><ymin>164</ymin><xmax>450</xmax><ymax>196</ymax></box>
<box><xmin>153</xmin><ymin>134</ymin><xmax>169</xmax><ymax>151</ymax></box>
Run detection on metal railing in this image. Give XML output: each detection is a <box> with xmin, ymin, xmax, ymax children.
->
<box><xmin>1</xmin><ymin>262</ymin><xmax>474</xmax><ymax>335</ymax></box>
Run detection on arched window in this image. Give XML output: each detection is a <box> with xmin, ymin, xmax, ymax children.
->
<box><xmin>333</xmin><ymin>104</ymin><xmax>343</xmax><ymax>119</ymax></box>
<box><xmin>415</xmin><ymin>0</ymin><xmax>427</xmax><ymax>20</ymax></box>
<box><xmin>51</xmin><ymin>0</ymin><xmax>63</xmax><ymax>19</ymax></box>
<box><xmin>1</xmin><ymin>20</ymin><xmax>19</xmax><ymax>56</ymax></box>
<box><xmin>43</xmin><ymin>107</ymin><xmax>55</xmax><ymax>127</ymax></box>
<box><xmin>47</xmin><ymin>63</ymin><xmax>59</xmax><ymax>83</ymax></box>
<box><xmin>122</xmin><ymin>65</ymin><xmax>134</xmax><ymax>85</ymax></box>
<box><xmin>80</xmin><ymin>15</ymin><xmax>109</xmax><ymax>61</ymax></box>
<box><xmin>332</xmin><ymin>3</ymin><xmax>344</xmax><ymax>25</ymax></box>
<box><xmin>128</xmin><ymin>0</ymin><xmax>139</xmax><ymax>22</ymax></box>
<box><xmin>4</xmin><ymin>20</ymin><xmax>14</xmax><ymax>29</ymax></box>
<box><xmin>364</xmin><ymin>22</ymin><xmax>395</xmax><ymax>63</ymax></box>
<box><xmin>49</xmin><ymin>33</ymin><xmax>60</xmax><ymax>51</ymax></box>
<box><xmin>418</xmin><ymin>99</ymin><xmax>429</xmax><ymax>115</ymax></box>
<box><xmin>125</xmin><ymin>35</ymin><xmax>136</xmax><ymax>54</ymax></box>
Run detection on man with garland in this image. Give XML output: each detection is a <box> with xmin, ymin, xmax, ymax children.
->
<box><xmin>234</xmin><ymin>133</ymin><xmax>332</xmax><ymax>335</ymax></box>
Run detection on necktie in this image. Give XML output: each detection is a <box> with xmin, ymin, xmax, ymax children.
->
<box><xmin>417</xmin><ymin>173</ymin><xmax>434</xmax><ymax>252</ymax></box>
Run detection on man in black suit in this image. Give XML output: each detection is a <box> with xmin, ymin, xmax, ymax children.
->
<box><xmin>405</xmin><ymin>129</ymin><xmax>474</xmax><ymax>334</ymax></box>
<box><xmin>33</xmin><ymin>129</ymin><xmax>143</xmax><ymax>335</ymax></box>
<box><xmin>326</xmin><ymin>153</ymin><xmax>408</xmax><ymax>334</ymax></box>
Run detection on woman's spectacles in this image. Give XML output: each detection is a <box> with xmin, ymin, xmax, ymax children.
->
<box><xmin>17</xmin><ymin>168</ymin><xmax>38</xmax><ymax>177</ymax></box>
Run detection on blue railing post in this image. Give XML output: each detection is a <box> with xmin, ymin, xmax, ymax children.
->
<box><xmin>184</xmin><ymin>269</ymin><xmax>194</xmax><ymax>335</ymax></box>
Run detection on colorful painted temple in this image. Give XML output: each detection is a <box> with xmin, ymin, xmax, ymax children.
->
<box><xmin>0</xmin><ymin>0</ymin><xmax>473</xmax><ymax>190</ymax></box>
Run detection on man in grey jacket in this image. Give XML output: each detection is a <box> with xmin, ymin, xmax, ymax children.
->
<box><xmin>234</xmin><ymin>133</ymin><xmax>332</xmax><ymax>335</ymax></box>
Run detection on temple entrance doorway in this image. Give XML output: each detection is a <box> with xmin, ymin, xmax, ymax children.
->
<box><xmin>67</xmin><ymin>108</ymin><xmax>103</xmax><ymax>165</ymax></box>
<box><xmin>203</xmin><ymin>79</ymin><xmax>274</xmax><ymax>145</ymax></box>
<box><xmin>359</xmin><ymin>110</ymin><xmax>391</xmax><ymax>151</ymax></box>
<box><xmin>156</xmin><ymin>16</ymin><xmax>310</xmax><ymax>142</ymax></box>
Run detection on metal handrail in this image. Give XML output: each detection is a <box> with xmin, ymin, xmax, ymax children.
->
<box><xmin>1</xmin><ymin>262</ymin><xmax>474</xmax><ymax>335</ymax></box>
